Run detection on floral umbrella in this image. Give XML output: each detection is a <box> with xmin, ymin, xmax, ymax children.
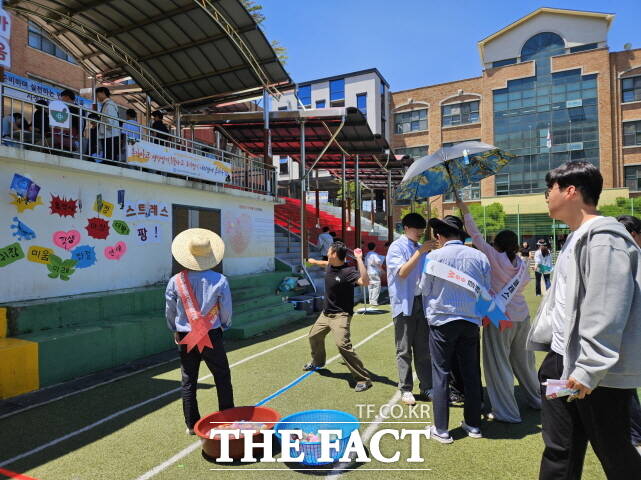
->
<box><xmin>395</xmin><ymin>141</ymin><xmax>515</xmax><ymax>201</ymax></box>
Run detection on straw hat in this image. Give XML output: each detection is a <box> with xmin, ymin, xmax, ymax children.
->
<box><xmin>171</xmin><ymin>228</ymin><xmax>225</xmax><ymax>271</ymax></box>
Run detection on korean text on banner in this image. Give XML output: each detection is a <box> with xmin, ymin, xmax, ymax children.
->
<box><xmin>126</xmin><ymin>140</ymin><xmax>232</xmax><ymax>184</ymax></box>
<box><xmin>0</xmin><ymin>7</ymin><xmax>11</xmax><ymax>68</ymax></box>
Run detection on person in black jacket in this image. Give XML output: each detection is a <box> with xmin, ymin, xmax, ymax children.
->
<box><xmin>151</xmin><ymin>110</ymin><xmax>170</xmax><ymax>145</ymax></box>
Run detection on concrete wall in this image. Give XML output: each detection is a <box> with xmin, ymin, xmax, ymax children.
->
<box><xmin>0</xmin><ymin>148</ymin><xmax>276</xmax><ymax>303</ymax></box>
<box><xmin>483</xmin><ymin>12</ymin><xmax>609</xmax><ymax>67</ymax></box>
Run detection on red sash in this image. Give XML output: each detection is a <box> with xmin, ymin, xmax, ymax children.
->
<box><xmin>175</xmin><ymin>270</ymin><xmax>220</xmax><ymax>353</ymax></box>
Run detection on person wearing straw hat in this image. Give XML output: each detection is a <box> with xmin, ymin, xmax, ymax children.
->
<box><xmin>166</xmin><ymin>228</ymin><xmax>234</xmax><ymax>435</ymax></box>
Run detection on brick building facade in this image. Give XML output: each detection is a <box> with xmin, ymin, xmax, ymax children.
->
<box><xmin>391</xmin><ymin>8</ymin><xmax>641</xmax><ymax>228</ymax></box>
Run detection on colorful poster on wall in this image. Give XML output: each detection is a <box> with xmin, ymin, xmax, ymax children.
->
<box><xmin>71</xmin><ymin>245</ymin><xmax>97</xmax><ymax>268</ymax></box>
<box><xmin>52</xmin><ymin>229</ymin><xmax>81</xmax><ymax>251</ymax></box>
<box><xmin>104</xmin><ymin>241</ymin><xmax>127</xmax><ymax>260</ymax></box>
<box><xmin>126</xmin><ymin>140</ymin><xmax>232</xmax><ymax>184</ymax></box>
<box><xmin>27</xmin><ymin>245</ymin><xmax>53</xmax><ymax>265</ymax></box>
<box><xmin>10</xmin><ymin>217</ymin><xmax>36</xmax><ymax>241</ymax></box>
<box><xmin>50</xmin><ymin>195</ymin><xmax>78</xmax><ymax>218</ymax></box>
<box><xmin>10</xmin><ymin>193</ymin><xmax>43</xmax><ymax>213</ymax></box>
<box><xmin>46</xmin><ymin>255</ymin><xmax>76</xmax><ymax>280</ymax></box>
<box><xmin>93</xmin><ymin>197</ymin><xmax>114</xmax><ymax>218</ymax></box>
<box><xmin>85</xmin><ymin>217</ymin><xmax>110</xmax><ymax>240</ymax></box>
<box><xmin>0</xmin><ymin>242</ymin><xmax>25</xmax><ymax>267</ymax></box>
<box><xmin>112</xmin><ymin>220</ymin><xmax>130</xmax><ymax>235</ymax></box>
<box><xmin>134</xmin><ymin>224</ymin><xmax>161</xmax><ymax>244</ymax></box>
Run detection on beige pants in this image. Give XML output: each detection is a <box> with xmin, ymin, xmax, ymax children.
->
<box><xmin>308</xmin><ymin>312</ymin><xmax>370</xmax><ymax>382</ymax></box>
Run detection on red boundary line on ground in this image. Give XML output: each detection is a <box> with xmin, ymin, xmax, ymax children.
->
<box><xmin>0</xmin><ymin>468</ymin><xmax>40</xmax><ymax>480</ymax></box>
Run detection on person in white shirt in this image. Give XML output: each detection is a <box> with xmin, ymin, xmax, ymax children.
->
<box><xmin>364</xmin><ymin>242</ymin><xmax>385</xmax><ymax>305</ymax></box>
<box><xmin>533</xmin><ymin>239</ymin><xmax>553</xmax><ymax>296</ymax></box>
<box><xmin>317</xmin><ymin>227</ymin><xmax>334</xmax><ymax>261</ymax></box>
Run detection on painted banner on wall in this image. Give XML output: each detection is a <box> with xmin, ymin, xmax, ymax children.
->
<box><xmin>126</xmin><ymin>140</ymin><xmax>232</xmax><ymax>184</ymax></box>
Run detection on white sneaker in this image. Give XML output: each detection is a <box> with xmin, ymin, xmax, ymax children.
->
<box><xmin>429</xmin><ymin>426</ymin><xmax>453</xmax><ymax>444</ymax></box>
<box><xmin>401</xmin><ymin>391</ymin><xmax>416</xmax><ymax>405</ymax></box>
<box><xmin>461</xmin><ymin>421</ymin><xmax>482</xmax><ymax>438</ymax></box>
<box><xmin>186</xmin><ymin>427</ymin><xmax>195</xmax><ymax>435</ymax></box>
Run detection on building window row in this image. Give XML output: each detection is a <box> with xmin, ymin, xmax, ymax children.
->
<box><xmin>395</xmin><ymin>145</ymin><xmax>428</xmax><ymax>159</ymax></box>
<box><xmin>28</xmin><ymin>22</ymin><xmax>77</xmax><ymax>64</ymax></box>
<box><xmin>442</xmin><ymin>100</ymin><xmax>480</xmax><ymax>127</ymax></box>
<box><xmin>491</xmin><ymin>39</ymin><xmax>598</xmax><ymax>69</ymax></box>
<box><xmin>625</xmin><ymin>166</ymin><xmax>641</xmax><ymax>192</ymax></box>
<box><xmin>394</xmin><ymin>108</ymin><xmax>427</xmax><ymax>134</ymax></box>
<box><xmin>622</xmin><ymin>77</ymin><xmax>641</xmax><ymax>103</ymax></box>
<box><xmin>330</xmin><ymin>79</ymin><xmax>345</xmax><ymax>107</ymax></box>
<box><xmin>356</xmin><ymin>93</ymin><xmax>367</xmax><ymax>115</ymax></box>
<box><xmin>624</xmin><ymin>121</ymin><xmax>641</xmax><ymax>147</ymax></box>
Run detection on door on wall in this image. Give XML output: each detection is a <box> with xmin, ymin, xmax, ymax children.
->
<box><xmin>172</xmin><ymin>205</ymin><xmax>222</xmax><ymax>274</ymax></box>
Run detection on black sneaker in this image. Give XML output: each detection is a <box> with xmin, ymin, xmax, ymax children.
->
<box><xmin>302</xmin><ymin>362</ymin><xmax>324</xmax><ymax>371</ymax></box>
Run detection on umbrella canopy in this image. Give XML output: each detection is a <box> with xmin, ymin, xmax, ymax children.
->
<box><xmin>395</xmin><ymin>141</ymin><xmax>515</xmax><ymax>201</ymax></box>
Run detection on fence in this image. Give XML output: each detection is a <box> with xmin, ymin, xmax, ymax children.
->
<box><xmin>0</xmin><ymin>83</ymin><xmax>276</xmax><ymax>196</ymax></box>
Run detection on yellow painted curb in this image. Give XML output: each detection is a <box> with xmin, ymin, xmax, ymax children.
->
<box><xmin>0</xmin><ymin>308</ymin><xmax>7</xmax><ymax>338</ymax></box>
<box><xmin>0</xmin><ymin>338</ymin><xmax>39</xmax><ymax>399</ymax></box>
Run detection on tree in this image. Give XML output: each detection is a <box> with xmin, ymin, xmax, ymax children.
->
<box><xmin>454</xmin><ymin>202</ymin><xmax>506</xmax><ymax>238</ymax></box>
<box><xmin>241</xmin><ymin>0</ymin><xmax>288</xmax><ymax>64</ymax></box>
<box><xmin>599</xmin><ymin>197</ymin><xmax>636</xmax><ymax>218</ymax></box>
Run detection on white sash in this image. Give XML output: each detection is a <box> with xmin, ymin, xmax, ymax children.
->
<box><xmin>423</xmin><ymin>257</ymin><xmax>490</xmax><ymax>301</ymax></box>
<box><xmin>493</xmin><ymin>260</ymin><xmax>529</xmax><ymax>313</ymax></box>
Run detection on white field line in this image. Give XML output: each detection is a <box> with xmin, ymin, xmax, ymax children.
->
<box><xmin>0</xmin><ymin>332</ymin><xmax>309</xmax><ymax>468</ymax></box>
<box><xmin>133</xmin><ymin>322</ymin><xmax>394</xmax><ymax>480</ymax></box>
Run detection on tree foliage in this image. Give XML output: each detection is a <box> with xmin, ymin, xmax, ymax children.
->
<box><xmin>241</xmin><ymin>0</ymin><xmax>288</xmax><ymax>64</ymax></box>
<box><xmin>454</xmin><ymin>202</ymin><xmax>506</xmax><ymax>235</ymax></box>
<box><xmin>598</xmin><ymin>197</ymin><xmax>637</xmax><ymax>218</ymax></box>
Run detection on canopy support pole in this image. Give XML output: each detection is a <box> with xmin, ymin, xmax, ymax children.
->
<box><xmin>298</xmin><ymin>119</ymin><xmax>315</xmax><ymax>292</ymax></box>
<box><xmin>263</xmin><ymin>89</ymin><xmax>271</xmax><ymax>166</ymax></box>
<box><xmin>355</xmin><ymin>154</ymin><xmax>362</xmax><ymax>250</ymax></box>
<box><xmin>315</xmin><ymin>169</ymin><xmax>320</xmax><ymax>227</ymax></box>
<box><xmin>175</xmin><ymin>104</ymin><xmax>181</xmax><ymax>137</ymax></box>
<box><xmin>341</xmin><ymin>154</ymin><xmax>347</xmax><ymax>242</ymax></box>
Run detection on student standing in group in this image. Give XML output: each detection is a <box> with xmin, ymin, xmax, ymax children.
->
<box><xmin>386</xmin><ymin>213</ymin><xmax>433</xmax><ymax>406</ymax></box>
<box><xmin>317</xmin><ymin>226</ymin><xmax>334</xmax><ymax>261</ymax></box>
<box><xmin>457</xmin><ymin>196</ymin><xmax>541</xmax><ymax>424</ymax></box>
<box><xmin>165</xmin><ymin>228</ymin><xmax>234</xmax><ymax>435</ymax></box>
<box><xmin>364</xmin><ymin>242</ymin><xmax>385</xmax><ymax>306</ymax></box>
<box><xmin>95</xmin><ymin>87</ymin><xmax>121</xmax><ymax>162</ymax></box>
<box><xmin>421</xmin><ymin>215</ymin><xmax>491</xmax><ymax>443</ymax></box>
<box><xmin>304</xmin><ymin>242</ymin><xmax>372</xmax><ymax>392</ymax></box>
<box><xmin>533</xmin><ymin>240</ymin><xmax>552</xmax><ymax>296</ymax></box>
<box><xmin>615</xmin><ymin>215</ymin><xmax>641</xmax><ymax>454</ymax></box>
<box><xmin>528</xmin><ymin>161</ymin><xmax>641</xmax><ymax>479</ymax></box>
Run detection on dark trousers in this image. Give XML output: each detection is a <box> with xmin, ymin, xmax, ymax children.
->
<box><xmin>631</xmin><ymin>391</ymin><xmax>641</xmax><ymax>445</ymax></box>
<box><xmin>178</xmin><ymin>328</ymin><xmax>234</xmax><ymax>429</ymax></box>
<box><xmin>429</xmin><ymin>320</ymin><xmax>482</xmax><ymax>431</ymax></box>
<box><xmin>104</xmin><ymin>135</ymin><xmax>121</xmax><ymax>162</ymax></box>
<box><xmin>450</xmin><ymin>335</ymin><xmax>483</xmax><ymax>402</ymax></box>
<box><xmin>535</xmin><ymin>272</ymin><xmax>551</xmax><ymax>296</ymax></box>
<box><xmin>538</xmin><ymin>351</ymin><xmax>641</xmax><ymax>480</ymax></box>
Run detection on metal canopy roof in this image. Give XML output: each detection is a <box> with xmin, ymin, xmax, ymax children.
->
<box><xmin>182</xmin><ymin>107</ymin><xmax>407</xmax><ymax>188</ymax></box>
<box><xmin>7</xmin><ymin>0</ymin><xmax>292</xmax><ymax>109</ymax></box>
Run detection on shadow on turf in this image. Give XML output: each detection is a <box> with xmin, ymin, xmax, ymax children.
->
<box><xmin>315</xmin><ymin>368</ymin><xmax>397</xmax><ymax>389</ymax></box>
<box><xmin>0</xmin><ymin>314</ymin><xmax>320</xmax><ymax>475</ymax></box>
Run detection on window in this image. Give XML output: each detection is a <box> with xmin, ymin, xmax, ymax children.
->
<box><xmin>356</xmin><ymin>93</ymin><xmax>367</xmax><ymax>115</ymax></box>
<box><xmin>442</xmin><ymin>101</ymin><xmax>480</xmax><ymax>126</ymax></box>
<box><xmin>521</xmin><ymin>32</ymin><xmax>565</xmax><ymax>62</ymax></box>
<box><xmin>492</xmin><ymin>58</ymin><xmax>517</xmax><ymax>68</ymax></box>
<box><xmin>315</xmin><ymin>100</ymin><xmax>325</xmax><ymax>109</ymax></box>
<box><xmin>624</xmin><ymin>121</ymin><xmax>641</xmax><ymax>146</ymax></box>
<box><xmin>330</xmin><ymin>79</ymin><xmax>345</xmax><ymax>107</ymax></box>
<box><xmin>279</xmin><ymin>157</ymin><xmax>289</xmax><ymax>175</ymax></box>
<box><xmin>278</xmin><ymin>106</ymin><xmax>288</xmax><ymax>111</ymax></box>
<box><xmin>395</xmin><ymin>145</ymin><xmax>428</xmax><ymax>159</ymax></box>
<box><xmin>28</xmin><ymin>22</ymin><xmax>76</xmax><ymax>63</ymax></box>
<box><xmin>442</xmin><ymin>139</ymin><xmax>480</xmax><ymax>148</ymax></box>
<box><xmin>394</xmin><ymin>109</ymin><xmax>427</xmax><ymax>134</ymax></box>
<box><xmin>570</xmin><ymin>43</ymin><xmax>598</xmax><ymax>53</ymax></box>
<box><xmin>622</xmin><ymin>77</ymin><xmax>641</xmax><ymax>103</ymax></box>
<box><xmin>625</xmin><ymin>166</ymin><xmax>641</xmax><ymax>191</ymax></box>
<box><xmin>297</xmin><ymin>85</ymin><xmax>311</xmax><ymax>108</ymax></box>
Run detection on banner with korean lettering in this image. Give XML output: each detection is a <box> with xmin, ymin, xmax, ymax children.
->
<box><xmin>3</xmin><ymin>72</ymin><xmax>93</xmax><ymax>107</ymax></box>
<box><xmin>0</xmin><ymin>7</ymin><xmax>10</xmax><ymax>68</ymax></box>
<box><xmin>126</xmin><ymin>140</ymin><xmax>232</xmax><ymax>184</ymax></box>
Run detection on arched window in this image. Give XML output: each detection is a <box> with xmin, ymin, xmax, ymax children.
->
<box><xmin>521</xmin><ymin>32</ymin><xmax>565</xmax><ymax>61</ymax></box>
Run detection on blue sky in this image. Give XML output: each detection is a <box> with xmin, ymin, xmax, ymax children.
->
<box><xmin>258</xmin><ymin>0</ymin><xmax>641</xmax><ymax>91</ymax></box>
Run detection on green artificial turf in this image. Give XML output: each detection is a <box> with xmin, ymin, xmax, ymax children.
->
<box><xmin>0</xmin><ymin>283</ymin><xmax>614</xmax><ymax>479</ymax></box>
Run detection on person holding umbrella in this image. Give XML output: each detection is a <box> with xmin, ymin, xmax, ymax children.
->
<box><xmin>456</xmin><ymin>195</ymin><xmax>541</xmax><ymax>424</ymax></box>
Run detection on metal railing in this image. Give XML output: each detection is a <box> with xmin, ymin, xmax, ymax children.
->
<box><xmin>0</xmin><ymin>83</ymin><xmax>276</xmax><ymax>197</ymax></box>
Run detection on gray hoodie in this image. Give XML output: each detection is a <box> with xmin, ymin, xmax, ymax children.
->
<box><xmin>527</xmin><ymin>216</ymin><xmax>641</xmax><ymax>390</ymax></box>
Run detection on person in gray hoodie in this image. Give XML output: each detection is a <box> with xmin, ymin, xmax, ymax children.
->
<box><xmin>528</xmin><ymin>161</ymin><xmax>641</xmax><ymax>479</ymax></box>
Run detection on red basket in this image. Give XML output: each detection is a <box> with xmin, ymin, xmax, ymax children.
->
<box><xmin>195</xmin><ymin>406</ymin><xmax>280</xmax><ymax>460</ymax></box>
